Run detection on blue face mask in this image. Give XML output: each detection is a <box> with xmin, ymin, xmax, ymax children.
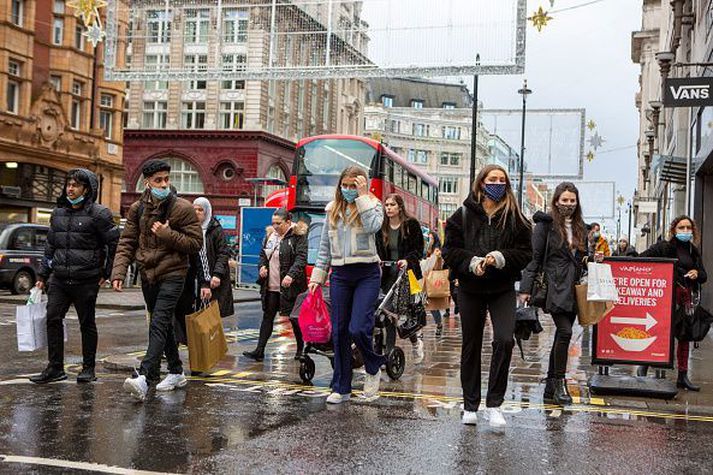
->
<box><xmin>67</xmin><ymin>195</ymin><xmax>85</xmax><ymax>206</ymax></box>
<box><xmin>150</xmin><ymin>186</ymin><xmax>171</xmax><ymax>200</ymax></box>
<box><xmin>676</xmin><ymin>232</ymin><xmax>693</xmax><ymax>243</ymax></box>
<box><xmin>483</xmin><ymin>183</ymin><xmax>507</xmax><ymax>202</ymax></box>
<box><xmin>341</xmin><ymin>187</ymin><xmax>359</xmax><ymax>203</ymax></box>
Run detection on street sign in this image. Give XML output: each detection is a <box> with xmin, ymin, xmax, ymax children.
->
<box><xmin>592</xmin><ymin>258</ymin><xmax>676</xmax><ymax>368</ymax></box>
<box><xmin>663</xmin><ymin>77</ymin><xmax>713</xmax><ymax>107</ymax></box>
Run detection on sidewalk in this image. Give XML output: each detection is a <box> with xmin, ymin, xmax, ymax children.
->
<box><xmin>0</xmin><ymin>287</ymin><xmax>260</xmax><ymax>311</ymax></box>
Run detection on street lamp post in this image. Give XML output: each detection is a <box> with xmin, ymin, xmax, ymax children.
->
<box><xmin>469</xmin><ymin>54</ymin><xmax>481</xmax><ymax>187</ymax></box>
<box><xmin>627</xmin><ymin>200</ymin><xmax>633</xmax><ymax>244</ymax></box>
<box><xmin>517</xmin><ymin>80</ymin><xmax>532</xmax><ymax>207</ymax></box>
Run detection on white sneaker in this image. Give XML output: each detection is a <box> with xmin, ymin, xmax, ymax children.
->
<box><xmin>123</xmin><ymin>375</ymin><xmax>148</xmax><ymax>401</ymax></box>
<box><xmin>413</xmin><ymin>340</ymin><xmax>425</xmax><ymax>364</ymax></box>
<box><xmin>156</xmin><ymin>373</ymin><xmax>187</xmax><ymax>392</ymax></box>
<box><xmin>483</xmin><ymin>407</ymin><xmax>507</xmax><ymax>428</ymax></box>
<box><xmin>326</xmin><ymin>392</ymin><xmax>351</xmax><ymax>404</ymax></box>
<box><xmin>361</xmin><ymin>369</ymin><xmax>381</xmax><ymax>400</ymax></box>
<box><xmin>462</xmin><ymin>410</ymin><xmax>478</xmax><ymax>425</ymax></box>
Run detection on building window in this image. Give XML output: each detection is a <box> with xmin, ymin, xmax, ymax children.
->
<box><xmin>407</xmin><ymin>149</ymin><xmax>428</xmax><ymax>164</ymax></box>
<box><xmin>147</xmin><ymin>10</ymin><xmax>171</xmax><ymax>44</ymax></box>
<box><xmin>440</xmin><ymin>152</ymin><xmax>461</xmax><ymax>166</ymax></box>
<box><xmin>439</xmin><ymin>177</ymin><xmax>458</xmax><ymax>194</ymax></box>
<box><xmin>135</xmin><ymin>157</ymin><xmax>204</xmax><ymax>194</ymax></box>
<box><xmin>72</xmin><ymin>80</ymin><xmax>82</xmax><ymax>96</ymax></box>
<box><xmin>387</xmin><ymin>119</ymin><xmax>400</xmax><ymax>133</ymax></box>
<box><xmin>223</xmin><ymin>8</ymin><xmax>248</xmax><ymax>43</ymax></box>
<box><xmin>381</xmin><ymin>95</ymin><xmax>394</xmax><ymax>108</ymax></box>
<box><xmin>263</xmin><ymin>165</ymin><xmax>287</xmax><ymax>198</ymax></box>
<box><xmin>53</xmin><ymin>17</ymin><xmax>64</xmax><ymax>45</ymax></box>
<box><xmin>50</xmin><ymin>75</ymin><xmax>62</xmax><ymax>91</ymax></box>
<box><xmin>442</xmin><ymin>102</ymin><xmax>456</xmax><ymax>109</ymax></box>
<box><xmin>74</xmin><ymin>24</ymin><xmax>85</xmax><ymax>49</ymax></box>
<box><xmin>53</xmin><ymin>0</ymin><xmax>64</xmax><ymax>13</ymax></box>
<box><xmin>99</xmin><ymin>94</ymin><xmax>114</xmax><ymax>140</ymax></box>
<box><xmin>219</xmin><ymin>101</ymin><xmax>244</xmax><ymax>129</ymax></box>
<box><xmin>184</xmin><ymin>55</ymin><xmax>207</xmax><ymax>90</ymax></box>
<box><xmin>142</xmin><ymin>101</ymin><xmax>167</xmax><ymax>128</ymax></box>
<box><xmin>439</xmin><ymin>203</ymin><xmax>458</xmax><ymax>221</ymax></box>
<box><xmin>8</xmin><ymin>60</ymin><xmax>21</xmax><ymax>77</ymax></box>
<box><xmin>411</xmin><ymin>99</ymin><xmax>424</xmax><ymax>109</ymax></box>
<box><xmin>70</xmin><ymin>81</ymin><xmax>83</xmax><ymax>129</ymax></box>
<box><xmin>6</xmin><ymin>80</ymin><xmax>20</xmax><ymax>114</ymax></box>
<box><xmin>144</xmin><ymin>55</ymin><xmax>169</xmax><ymax>90</ymax></box>
<box><xmin>221</xmin><ymin>54</ymin><xmax>247</xmax><ymax>90</ymax></box>
<box><xmin>11</xmin><ymin>0</ymin><xmax>23</xmax><ymax>26</ymax></box>
<box><xmin>442</xmin><ymin>126</ymin><xmax>461</xmax><ymax>140</ymax></box>
<box><xmin>181</xmin><ymin>101</ymin><xmax>205</xmax><ymax>129</ymax></box>
<box><xmin>184</xmin><ymin>9</ymin><xmax>210</xmax><ymax>43</ymax></box>
<box><xmin>412</xmin><ymin>123</ymin><xmax>429</xmax><ymax>137</ymax></box>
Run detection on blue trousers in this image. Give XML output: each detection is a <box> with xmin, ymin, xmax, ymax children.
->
<box><xmin>330</xmin><ymin>263</ymin><xmax>385</xmax><ymax>394</ymax></box>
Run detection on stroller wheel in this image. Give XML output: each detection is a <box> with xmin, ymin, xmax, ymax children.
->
<box><xmin>385</xmin><ymin>347</ymin><xmax>406</xmax><ymax>380</ymax></box>
<box><xmin>299</xmin><ymin>356</ymin><xmax>316</xmax><ymax>384</ymax></box>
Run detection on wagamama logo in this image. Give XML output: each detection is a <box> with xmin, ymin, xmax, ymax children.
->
<box><xmin>669</xmin><ymin>84</ymin><xmax>710</xmax><ymax>100</ymax></box>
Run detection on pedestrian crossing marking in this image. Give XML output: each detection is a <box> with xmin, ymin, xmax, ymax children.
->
<box><xmin>210</xmin><ymin>370</ymin><xmax>231</xmax><ymax>376</ymax></box>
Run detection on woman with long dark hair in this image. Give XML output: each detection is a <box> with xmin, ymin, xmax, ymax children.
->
<box><xmin>443</xmin><ymin>164</ymin><xmax>532</xmax><ymax>427</ymax></box>
<box><xmin>520</xmin><ymin>182</ymin><xmax>587</xmax><ymax>405</ymax></box>
<box><xmin>639</xmin><ymin>215</ymin><xmax>708</xmax><ymax>390</ymax></box>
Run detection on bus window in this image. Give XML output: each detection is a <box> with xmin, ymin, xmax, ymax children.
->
<box><xmin>407</xmin><ymin>173</ymin><xmax>417</xmax><ymax>194</ymax></box>
<box><xmin>421</xmin><ymin>180</ymin><xmax>429</xmax><ymax>199</ymax></box>
<box><xmin>394</xmin><ymin>164</ymin><xmax>403</xmax><ymax>189</ymax></box>
<box><xmin>386</xmin><ymin>157</ymin><xmax>394</xmax><ymax>182</ymax></box>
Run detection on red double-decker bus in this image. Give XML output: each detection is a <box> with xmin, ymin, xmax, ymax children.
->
<box><xmin>267</xmin><ymin>134</ymin><xmax>439</xmax><ymax>265</ymax></box>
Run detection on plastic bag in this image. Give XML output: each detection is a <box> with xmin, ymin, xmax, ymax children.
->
<box><xmin>16</xmin><ymin>288</ymin><xmax>48</xmax><ymax>352</ymax></box>
<box><xmin>298</xmin><ymin>287</ymin><xmax>332</xmax><ymax>344</ymax></box>
<box><xmin>586</xmin><ymin>262</ymin><xmax>619</xmax><ymax>302</ymax></box>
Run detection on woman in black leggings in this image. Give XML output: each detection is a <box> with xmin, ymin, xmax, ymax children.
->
<box><xmin>520</xmin><ymin>182</ymin><xmax>587</xmax><ymax>405</ymax></box>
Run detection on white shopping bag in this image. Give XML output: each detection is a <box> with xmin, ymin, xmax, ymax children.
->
<box><xmin>586</xmin><ymin>262</ymin><xmax>619</xmax><ymax>302</ymax></box>
<box><xmin>16</xmin><ymin>287</ymin><xmax>67</xmax><ymax>352</ymax></box>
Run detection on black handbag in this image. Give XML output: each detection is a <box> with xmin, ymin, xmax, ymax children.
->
<box><xmin>530</xmin><ymin>230</ymin><xmax>551</xmax><ymax>309</ymax></box>
<box><xmin>675</xmin><ymin>284</ymin><xmax>713</xmax><ymax>342</ymax></box>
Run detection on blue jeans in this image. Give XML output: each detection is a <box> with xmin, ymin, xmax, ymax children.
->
<box><xmin>330</xmin><ymin>263</ymin><xmax>385</xmax><ymax>394</ymax></box>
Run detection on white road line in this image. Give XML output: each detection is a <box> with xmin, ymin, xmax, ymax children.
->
<box><xmin>0</xmin><ymin>455</ymin><xmax>180</xmax><ymax>475</ymax></box>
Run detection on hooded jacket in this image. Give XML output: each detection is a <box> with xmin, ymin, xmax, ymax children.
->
<box><xmin>110</xmin><ymin>188</ymin><xmax>203</xmax><ymax>284</ymax></box>
<box><xmin>38</xmin><ymin>168</ymin><xmax>119</xmax><ymax>283</ymax></box>
<box><xmin>442</xmin><ymin>193</ymin><xmax>532</xmax><ymax>295</ymax></box>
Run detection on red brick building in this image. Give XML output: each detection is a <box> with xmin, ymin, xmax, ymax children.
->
<box><xmin>121</xmin><ymin>130</ymin><xmax>295</xmax><ymax>239</ymax></box>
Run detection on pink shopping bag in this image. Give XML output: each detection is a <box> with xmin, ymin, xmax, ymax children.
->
<box><xmin>298</xmin><ymin>288</ymin><xmax>332</xmax><ymax>344</ymax></box>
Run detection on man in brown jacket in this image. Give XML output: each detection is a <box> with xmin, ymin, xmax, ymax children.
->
<box><xmin>111</xmin><ymin>159</ymin><xmax>203</xmax><ymax>401</ymax></box>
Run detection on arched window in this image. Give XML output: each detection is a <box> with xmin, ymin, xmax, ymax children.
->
<box><xmin>135</xmin><ymin>157</ymin><xmax>204</xmax><ymax>194</ymax></box>
<box><xmin>263</xmin><ymin>164</ymin><xmax>286</xmax><ymax>198</ymax></box>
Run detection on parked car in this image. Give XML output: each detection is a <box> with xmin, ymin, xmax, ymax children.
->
<box><xmin>0</xmin><ymin>223</ymin><xmax>49</xmax><ymax>294</ymax></box>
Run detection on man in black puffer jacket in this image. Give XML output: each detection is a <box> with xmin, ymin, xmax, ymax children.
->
<box><xmin>30</xmin><ymin>169</ymin><xmax>119</xmax><ymax>384</ymax></box>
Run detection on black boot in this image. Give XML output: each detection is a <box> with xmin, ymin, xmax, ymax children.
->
<box><xmin>294</xmin><ymin>349</ymin><xmax>304</xmax><ymax>360</ymax></box>
<box><xmin>30</xmin><ymin>366</ymin><xmax>67</xmax><ymax>384</ymax></box>
<box><xmin>435</xmin><ymin>324</ymin><xmax>443</xmax><ymax>337</ymax></box>
<box><xmin>553</xmin><ymin>379</ymin><xmax>573</xmax><ymax>406</ymax></box>
<box><xmin>242</xmin><ymin>349</ymin><xmax>264</xmax><ymax>362</ymax></box>
<box><xmin>76</xmin><ymin>366</ymin><xmax>96</xmax><ymax>383</ymax></box>
<box><xmin>677</xmin><ymin>371</ymin><xmax>701</xmax><ymax>391</ymax></box>
<box><xmin>636</xmin><ymin>365</ymin><xmax>648</xmax><ymax>377</ymax></box>
<box><xmin>543</xmin><ymin>378</ymin><xmax>556</xmax><ymax>402</ymax></box>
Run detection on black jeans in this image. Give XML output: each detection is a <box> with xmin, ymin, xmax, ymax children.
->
<box><xmin>140</xmin><ymin>277</ymin><xmax>185</xmax><ymax>382</ymax></box>
<box><xmin>257</xmin><ymin>291</ymin><xmax>304</xmax><ymax>353</ymax></box>
<box><xmin>46</xmin><ymin>276</ymin><xmax>100</xmax><ymax>369</ymax></box>
<box><xmin>547</xmin><ymin>312</ymin><xmax>576</xmax><ymax>379</ymax></box>
<box><xmin>458</xmin><ymin>288</ymin><xmax>516</xmax><ymax>411</ymax></box>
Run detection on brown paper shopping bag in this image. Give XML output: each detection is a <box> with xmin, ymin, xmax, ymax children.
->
<box><xmin>186</xmin><ymin>301</ymin><xmax>228</xmax><ymax>372</ymax></box>
<box><xmin>575</xmin><ymin>284</ymin><xmax>614</xmax><ymax>326</ymax></box>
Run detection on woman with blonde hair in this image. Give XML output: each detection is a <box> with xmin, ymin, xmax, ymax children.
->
<box><xmin>308</xmin><ymin>166</ymin><xmax>385</xmax><ymax>404</ymax></box>
<box><xmin>443</xmin><ymin>164</ymin><xmax>532</xmax><ymax>427</ymax></box>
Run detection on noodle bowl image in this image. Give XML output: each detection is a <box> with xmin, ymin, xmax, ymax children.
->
<box><xmin>610</xmin><ymin>327</ymin><xmax>657</xmax><ymax>352</ymax></box>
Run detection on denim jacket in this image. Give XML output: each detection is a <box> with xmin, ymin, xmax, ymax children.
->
<box><xmin>310</xmin><ymin>195</ymin><xmax>383</xmax><ymax>285</ymax></box>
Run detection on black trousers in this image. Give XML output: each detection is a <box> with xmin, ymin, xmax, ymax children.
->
<box><xmin>140</xmin><ymin>277</ymin><xmax>185</xmax><ymax>382</ymax></box>
<box><xmin>547</xmin><ymin>312</ymin><xmax>576</xmax><ymax>379</ymax></box>
<box><xmin>46</xmin><ymin>276</ymin><xmax>100</xmax><ymax>369</ymax></box>
<box><xmin>458</xmin><ymin>288</ymin><xmax>516</xmax><ymax>411</ymax></box>
<box><xmin>257</xmin><ymin>291</ymin><xmax>304</xmax><ymax>353</ymax></box>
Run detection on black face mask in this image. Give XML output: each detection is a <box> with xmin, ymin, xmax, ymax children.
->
<box><xmin>556</xmin><ymin>204</ymin><xmax>576</xmax><ymax>218</ymax></box>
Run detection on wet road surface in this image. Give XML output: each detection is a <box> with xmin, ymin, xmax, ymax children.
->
<box><xmin>1</xmin><ymin>302</ymin><xmax>713</xmax><ymax>474</ymax></box>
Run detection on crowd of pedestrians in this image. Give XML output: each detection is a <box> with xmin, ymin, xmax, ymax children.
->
<box><xmin>28</xmin><ymin>161</ymin><xmax>708</xmax><ymax>427</ymax></box>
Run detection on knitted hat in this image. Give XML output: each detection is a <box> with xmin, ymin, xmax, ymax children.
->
<box><xmin>142</xmin><ymin>159</ymin><xmax>171</xmax><ymax>178</ymax></box>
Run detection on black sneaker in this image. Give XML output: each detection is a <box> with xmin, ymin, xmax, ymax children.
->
<box><xmin>436</xmin><ymin>324</ymin><xmax>443</xmax><ymax>337</ymax></box>
<box><xmin>30</xmin><ymin>366</ymin><xmax>67</xmax><ymax>384</ymax></box>
<box><xmin>77</xmin><ymin>366</ymin><xmax>97</xmax><ymax>383</ymax></box>
<box><xmin>242</xmin><ymin>350</ymin><xmax>264</xmax><ymax>361</ymax></box>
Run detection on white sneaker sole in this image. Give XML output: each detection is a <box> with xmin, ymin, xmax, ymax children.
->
<box><xmin>359</xmin><ymin>393</ymin><xmax>380</xmax><ymax>402</ymax></box>
<box><xmin>326</xmin><ymin>395</ymin><xmax>351</xmax><ymax>404</ymax></box>
<box><xmin>156</xmin><ymin>379</ymin><xmax>188</xmax><ymax>392</ymax></box>
<box><xmin>123</xmin><ymin>379</ymin><xmax>147</xmax><ymax>401</ymax></box>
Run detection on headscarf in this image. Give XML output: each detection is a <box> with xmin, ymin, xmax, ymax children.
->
<box><xmin>193</xmin><ymin>197</ymin><xmax>213</xmax><ymax>282</ymax></box>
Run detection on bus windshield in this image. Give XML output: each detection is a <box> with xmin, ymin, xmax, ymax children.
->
<box><xmin>294</xmin><ymin>139</ymin><xmax>378</xmax><ymax>207</ymax></box>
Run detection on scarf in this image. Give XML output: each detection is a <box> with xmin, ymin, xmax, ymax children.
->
<box><xmin>193</xmin><ymin>197</ymin><xmax>212</xmax><ymax>282</ymax></box>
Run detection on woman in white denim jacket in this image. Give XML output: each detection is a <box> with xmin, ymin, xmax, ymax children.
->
<box><xmin>308</xmin><ymin>166</ymin><xmax>385</xmax><ymax>404</ymax></box>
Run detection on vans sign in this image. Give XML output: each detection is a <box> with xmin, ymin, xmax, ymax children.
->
<box><xmin>663</xmin><ymin>77</ymin><xmax>713</xmax><ymax>107</ymax></box>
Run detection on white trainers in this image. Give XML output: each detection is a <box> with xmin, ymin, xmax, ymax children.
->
<box><xmin>123</xmin><ymin>375</ymin><xmax>148</xmax><ymax>401</ymax></box>
<box><xmin>361</xmin><ymin>369</ymin><xmax>381</xmax><ymax>400</ymax></box>
<box><xmin>483</xmin><ymin>407</ymin><xmax>507</xmax><ymax>428</ymax></box>
<box><xmin>413</xmin><ymin>340</ymin><xmax>425</xmax><ymax>364</ymax></box>
<box><xmin>326</xmin><ymin>392</ymin><xmax>351</xmax><ymax>404</ymax></box>
<box><xmin>462</xmin><ymin>410</ymin><xmax>478</xmax><ymax>425</ymax></box>
<box><xmin>156</xmin><ymin>373</ymin><xmax>187</xmax><ymax>392</ymax></box>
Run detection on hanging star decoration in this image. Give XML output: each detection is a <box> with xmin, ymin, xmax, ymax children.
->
<box><xmin>528</xmin><ymin>6</ymin><xmax>553</xmax><ymax>32</ymax></box>
<box><xmin>68</xmin><ymin>0</ymin><xmax>107</xmax><ymax>47</ymax></box>
<box><xmin>84</xmin><ymin>22</ymin><xmax>106</xmax><ymax>48</ymax></box>
<box><xmin>586</xmin><ymin>151</ymin><xmax>595</xmax><ymax>162</ymax></box>
<box><xmin>588</xmin><ymin>132</ymin><xmax>606</xmax><ymax>151</ymax></box>
<box><xmin>587</xmin><ymin>119</ymin><xmax>597</xmax><ymax>131</ymax></box>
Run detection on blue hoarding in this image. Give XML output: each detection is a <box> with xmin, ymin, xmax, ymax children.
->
<box><xmin>238</xmin><ymin>207</ymin><xmax>277</xmax><ymax>286</ymax></box>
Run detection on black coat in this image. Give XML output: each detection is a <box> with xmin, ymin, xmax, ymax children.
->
<box><xmin>197</xmin><ymin>218</ymin><xmax>235</xmax><ymax>318</ymax></box>
<box><xmin>613</xmin><ymin>245</ymin><xmax>638</xmax><ymax>257</ymax></box>
<box><xmin>521</xmin><ymin>212</ymin><xmax>585</xmax><ymax>314</ymax></box>
<box><xmin>443</xmin><ymin>193</ymin><xmax>532</xmax><ymax>295</ymax></box>
<box><xmin>258</xmin><ymin>222</ymin><xmax>309</xmax><ymax>315</ymax></box>
<box><xmin>640</xmin><ymin>239</ymin><xmax>708</xmax><ymax>288</ymax></box>
<box><xmin>376</xmin><ymin>217</ymin><xmax>425</xmax><ymax>282</ymax></box>
<box><xmin>38</xmin><ymin>168</ymin><xmax>119</xmax><ymax>284</ymax></box>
